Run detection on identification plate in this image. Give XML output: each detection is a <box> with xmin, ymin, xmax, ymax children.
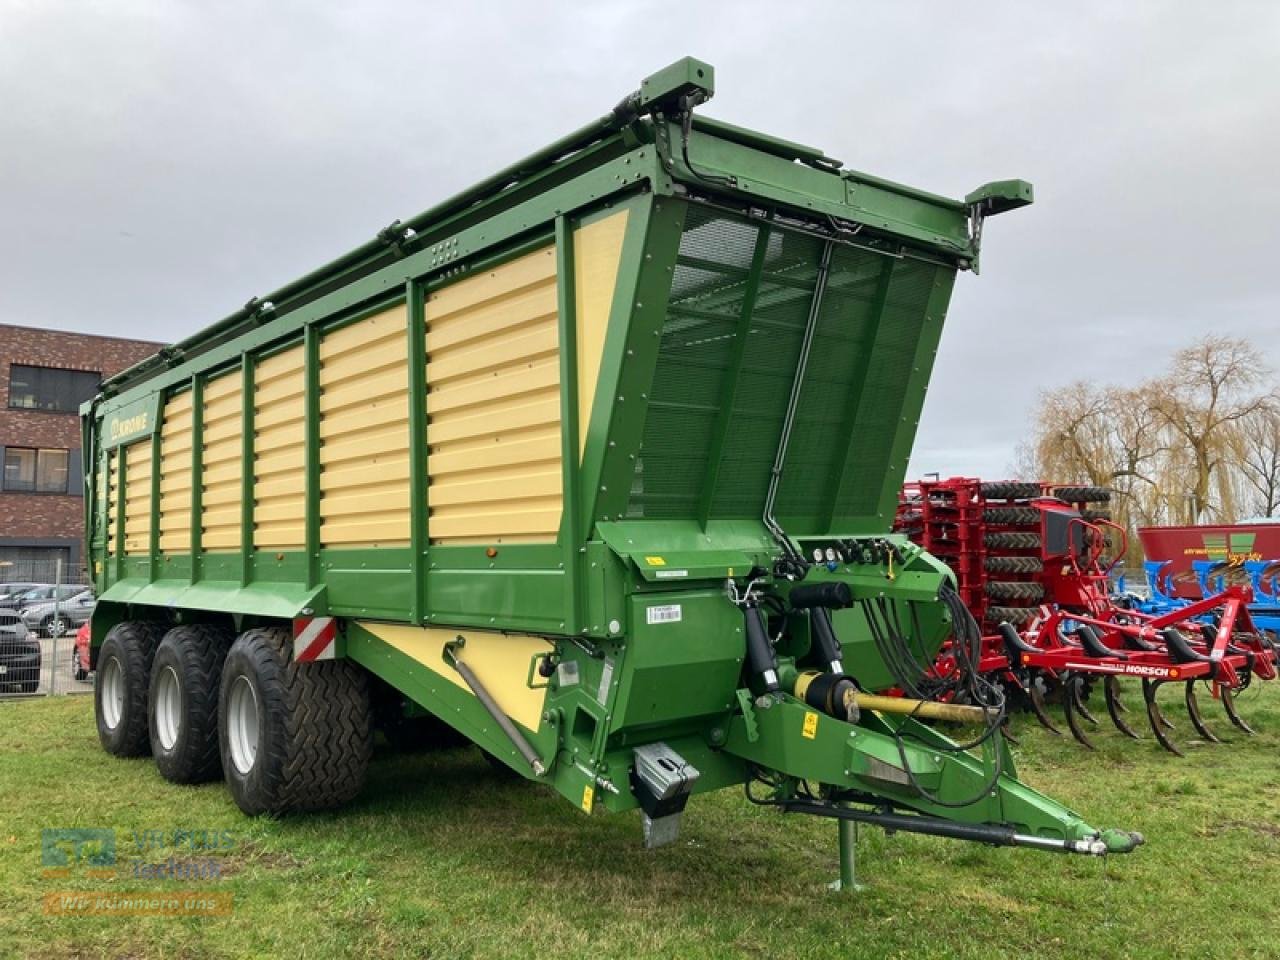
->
<box><xmin>646</xmin><ymin>604</ymin><xmax>683</xmax><ymax>625</ymax></box>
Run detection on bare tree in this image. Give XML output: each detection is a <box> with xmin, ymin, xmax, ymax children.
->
<box><xmin>1032</xmin><ymin>381</ymin><xmax>1112</xmax><ymax>487</ymax></box>
<box><xmin>1146</xmin><ymin>336</ymin><xmax>1272</xmax><ymax>523</ymax></box>
<box><xmin>1023</xmin><ymin>335</ymin><xmax>1277</xmax><ymax>562</ymax></box>
<box><xmin>1238</xmin><ymin>404</ymin><xmax>1280</xmax><ymax>517</ymax></box>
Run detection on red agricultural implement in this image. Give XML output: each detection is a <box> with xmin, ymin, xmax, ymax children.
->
<box><xmin>897</xmin><ymin>479</ymin><xmax>1278</xmax><ymax>754</ymax></box>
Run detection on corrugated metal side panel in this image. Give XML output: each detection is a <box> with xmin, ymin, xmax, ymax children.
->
<box><xmin>426</xmin><ymin>245</ymin><xmax>561</xmax><ymax>545</ymax></box>
<box><xmin>122</xmin><ymin>440</ymin><xmax>153</xmax><ymax>555</ymax></box>
<box><xmin>254</xmin><ymin>343</ymin><xmax>307</xmax><ymax>550</ymax></box>
<box><xmin>202</xmin><ymin>368</ymin><xmax>243</xmax><ymax>551</ymax></box>
<box><xmin>319</xmin><ymin>304</ymin><xmax>411</xmax><ymax>548</ymax></box>
<box><xmin>106</xmin><ymin>449</ymin><xmax>119</xmax><ymax>556</ymax></box>
<box><xmin>158</xmin><ymin>391</ymin><xmax>194</xmax><ymax>553</ymax></box>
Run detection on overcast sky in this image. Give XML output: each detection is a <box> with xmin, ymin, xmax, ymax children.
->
<box><xmin>2</xmin><ymin>1</ymin><xmax>1277</xmax><ymax>478</ymax></box>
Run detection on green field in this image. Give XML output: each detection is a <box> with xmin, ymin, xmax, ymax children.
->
<box><xmin>2</xmin><ymin>686</ymin><xmax>1278</xmax><ymax>960</ymax></box>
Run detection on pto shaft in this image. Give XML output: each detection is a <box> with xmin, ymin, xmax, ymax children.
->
<box><xmin>851</xmin><ymin>693</ymin><xmax>997</xmax><ymax>725</ymax></box>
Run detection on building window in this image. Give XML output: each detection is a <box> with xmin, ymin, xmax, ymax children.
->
<box><xmin>3</xmin><ymin>447</ymin><xmax>70</xmax><ymax>493</ymax></box>
<box><xmin>7</xmin><ymin>364</ymin><xmax>101</xmax><ymax>413</ymax></box>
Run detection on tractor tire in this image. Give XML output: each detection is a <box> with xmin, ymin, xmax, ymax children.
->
<box><xmin>95</xmin><ymin>621</ymin><xmax>167</xmax><ymax>758</ymax></box>
<box><xmin>1052</xmin><ymin>485</ymin><xmax>1111</xmax><ymax>503</ymax></box>
<box><xmin>980</xmin><ymin>481</ymin><xmax>1041</xmax><ymax>501</ymax></box>
<box><xmin>219</xmin><ymin>626</ymin><xmax>372</xmax><ymax>816</ymax></box>
<box><xmin>1082</xmin><ymin>508</ymin><xmax>1111</xmax><ymax>522</ymax></box>
<box><xmin>984</xmin><ymin>555</ymin><xmax>1044</xmax><ymax>575</ymax></box>
<box><xmin>986</xmin><ymin>605</ymin><xmax>1037</xmax><ymax>626</ymax></box>
<box><xmin>983</xmin><ymin>507</ymin><xmax>1040</xmax><ymax>526</ymax></box>
<box><xmin>149</xmin><ymin>624</ymin><xmax>234</xmax><ymax>784</ymax></box>
<box><xmin>986</xmin><ymin>581</ymin><xmax>1046</xmax><ymax>602</ymax></box>
<box><xmin>984</xmin><ymin>532</ymin><xmax>1041</xmax><ymax>551</ymax></box>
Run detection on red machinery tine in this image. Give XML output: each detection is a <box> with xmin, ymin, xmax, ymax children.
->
<box><xmin>1068</xmin><ymin>673</ymin><xmax>1100</xmax><ymax>726</ymax></box>
<box><xmin>1221</xmin><ymin>685</ymin><xmax>1255</xmax><ymax>734</ymax></box>
<box><xmin>1183</xmin><ymin>681</ymin><xmax>1221</xmax><ymax>743</ymax></box>
<box><xmin>1063</xmin><ymin>676</ymin><xmax>1096</xmax><ymax>749</ymax></box>
<box><xmin>1104</xmin><ymin>676</ymin><xmax>1142</xmax><ymax>739</ymax></box>
<box><xmin>1142</xmin><ymin>679</ymin><xmax>1184</xmax><ymax>756</ymax></box>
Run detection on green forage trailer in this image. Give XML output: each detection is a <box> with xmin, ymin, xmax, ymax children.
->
<box><xmin>83</xmin><ymin>58</ymin><xmax>1138</xmax><ymax>870</ymax></box>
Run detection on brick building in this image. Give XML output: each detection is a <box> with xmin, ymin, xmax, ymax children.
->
<box><xmin>0</xmin><ymin>324</ymin><xmax>165</xmax><ymax>581</ymax></box>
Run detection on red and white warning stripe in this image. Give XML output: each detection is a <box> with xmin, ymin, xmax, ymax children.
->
<box><xmin>293</xmin><ymin>617</ymin><xmax>337</xmax><ymax>662</ymax></box>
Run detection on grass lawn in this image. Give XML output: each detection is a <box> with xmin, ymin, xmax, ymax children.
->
<box><xmin>1</xmin><ymin>683</ymin><xmax>1278</xmax><ymax>960</ymax></box>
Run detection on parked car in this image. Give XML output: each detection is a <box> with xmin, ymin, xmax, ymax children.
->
<box><xmin>73</xmin><ymin>622</ymin><xmax>92</xmax><ymax>682</ymax></box>
<box><xmin>4</xmin><ymin>583</ymin><xmax>84</xmax><ymax>611</ymax></box>
<box><xmin>0</xmin><ymin>630</ymin><xmax>41</xmax><ymax>693</ymax></box>
<box><xmin>0</xmin><ymin>583</ymin><xmax>43</xmax><ymax>610</ymax></box>
<box><xmin>18</xmin><ymin>589</ymin><xmax>95</xmax><ymax>638</ymax></box>
<box><xmin>0</xmin><ymin>608</ymin><xmax>29</xmax><ymax>639</ymax></box>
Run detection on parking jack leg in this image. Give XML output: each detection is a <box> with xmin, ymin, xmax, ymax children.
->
<box><xmin>828</xmin><ymin>815</ymin><xmax>865</xmax><ymax>893</ymax></box>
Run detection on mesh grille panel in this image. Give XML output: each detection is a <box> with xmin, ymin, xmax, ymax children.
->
<box><xmin>628</xmin><ymin>202</ymin><xmax>945</xmax><ymax>529</ymax></box>
<box><xmin>773</xmin><ymin>245</ymin><xmax>889</xmax><ymax>525</ymax></box>
<box><xmin>628</xmin><ymin>208</ymin><xmax>756</xmax><ymax>518</ymax></box>
<box><xmin>709</xmin><ymin>229</ymin><xmax>823</xmax><ymax>517</ymax></box>
<box><xmin>834</xmin><ymin>259</ymin><xmax>940</xmax><ymax>519</ymax></box>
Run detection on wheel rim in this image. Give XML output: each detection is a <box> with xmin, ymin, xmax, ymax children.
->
<box><xmin>49</xmin><ymin>618</ymin><xmax>66</xmax><ymax>637</ymax></box>
<box><xmin>154</xmin><ymin>665</ymin><xmax>182</xmax><ymax>751</ymax></box>
<box><xmin>101</xmin><ymin>656</ymin><xmax>124</xmax><ymax>730</ymax></box>
<box><xmin>227</xmin><ymin>675</ymin><xmax>259</xmax><ymax>775</ymax></box>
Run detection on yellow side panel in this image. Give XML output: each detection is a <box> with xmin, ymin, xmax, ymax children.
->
<box><xmin>122</xmin><ymin>440</ymin><xmax>153</xmax><ymax>555</ymax></box>
<box><xmin>426</xmin><ymin>245</ymin><xmax>562</xmax><ymax>545</ymax></box>
<box><xmin>358</xmin><ymin>623</ymin><xmax>551</xmax><ymax>731</ymax></box>
<box><xmin>319</xmin><ymin>304</ymin><xmax>410</xmax><ymax>548</ymax></box>
<box><xmin>106</xmin><ymin>450</ymin><xmax>119</xmax><ymax>556</ymax></box>
<box><xmin>158</xmin><ymin>391</ymin><xmax>193</xmax><ymax>553</ymax></box>
<box><xmin>202</xmin><ymin>368</ymin><xmax>243</xmax><ymax>551</ymax></box>
<box><xmin>573</xmin><ymin>210</ymin><xmax>628</xmax><ymax>457</ymax></box>
<box><xmin>253</xmin><ymin>343</ymin><xmax>306</xmax><ymax>551</ymax></box>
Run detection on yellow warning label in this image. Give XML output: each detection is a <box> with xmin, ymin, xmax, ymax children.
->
<box><xmin>802</xmin><ymin>712</ymin><xmax>819</xmax><ymax>739</ymax></box>
<box><xmin>582</xmin><ymin>784</ymin><xmax>595</xmax><ymax>812</ymax></box>
<box><xmin>644</xmin><ymin>556</ymin><xmax>666</xmax><ymax>566</ymax></box>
